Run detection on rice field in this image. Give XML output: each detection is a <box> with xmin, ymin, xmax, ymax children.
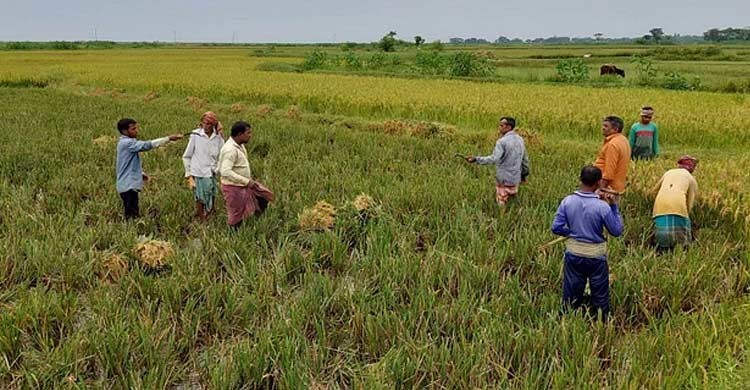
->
<box><xmin>0</xmin><ymin>47</ymin><xmax>749</xmax><ymax>388</ymax></box>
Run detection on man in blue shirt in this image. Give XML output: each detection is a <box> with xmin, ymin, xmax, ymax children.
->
<box><xmin>467</xmin><ymin>116</ymin><xmax>530</xmax><ymax>208</ymax></box>
<box><xmin>116</xmin><ymin>118</ymin><xmax>182</xmax><ymax>219</ymax></box>
<box><xmin>551</xmin><ymin>165</ymin><xmax>624</xmax><ymax>319</ymax></box>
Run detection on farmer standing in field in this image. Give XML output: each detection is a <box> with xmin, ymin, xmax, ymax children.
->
<box><xmin>551</xmin><ymin>165</ymin><xmax>623</xmax><ymax>319</ymax></box>
<box><xmin>651</xmin><ymin>155</ymin><xmax>699</xmax><ymax>251</ymax></box>
<box><xmin>115</xmin><ymin>118</ymin><xmax>183</xmax><ymax>219</ymax></box>
<box><xmin>594</xmin><ymin>116</ymin><xmax>630</xmax><ymax>201</ymax></box>
<box><xmin>466</xmin><ymin>116</ymin><xmax>530</xmax><ymax>208</ymax></box>
<box><xmin>629</xmin><ymin>106</ymin><xmax>660</xmax><ymax>160</ymax></box>
<box><xmin>183</xmin><ymin>111</ymin><xmax>225</xmax><ymax>221</ymax></box>
<box><xmin>218</xmin><ymin>121</ymin><xmax>274</xmax><ymax>229</ymax></box>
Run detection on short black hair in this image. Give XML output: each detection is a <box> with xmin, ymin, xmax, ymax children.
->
<box><xmin>500</xmin><ymin>116</ymin><xmax>516</xmax><ymax>129</ymax></box>
<box><xmin>580</xmin><ymin>165</ymin><xmax>602</xmax><ymax>186</ymax></box>
<box><xmin>641</xmin><ymin>106</ymin><xmax>653</xmax><ymax>111</ymax></box>
<box><xmin>117</xmin><ymin>118</ymin><xmax>137</xmax><ymax>134</ymax></box>
<box><xmin>603</xmin><ymin>116</ymin><xmax>623</xmax><ymax>132</ymax></box>
<box><xmin>231</xmin><ymin>121</ymin><xmax>252</xmax><ymax>137</ymax></box>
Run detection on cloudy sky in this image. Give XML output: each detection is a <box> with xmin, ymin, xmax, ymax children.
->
<box><xmin>2</xmin><ymin>0</ymin><xmax>748</xmax><ymax>42</ymax></box>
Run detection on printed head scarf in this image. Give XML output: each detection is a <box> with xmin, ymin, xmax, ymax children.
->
<box><xmin>677</xmin><ymin>155</ymin><xmax>698</xmax><ymax>172</ymax></box>
<box><xmin>200</xmin><ymin>111</ymin><xmax>219</xmax><ymax>127</ymax></box>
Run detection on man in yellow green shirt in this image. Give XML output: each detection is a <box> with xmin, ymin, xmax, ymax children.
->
<box><xmin>651</xmin><ymin>155</ymin><xmax>699</xmax><ymax>251</ymax></box>
<box><xmin>629</xmin><ymin>106</ymin><xmax>660</xmax><ymax>160</ymax></box>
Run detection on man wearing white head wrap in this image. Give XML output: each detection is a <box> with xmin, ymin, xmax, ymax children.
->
<box><xmin>628</xmin><ymin>106</ymin><xmax>660</xmax><ymax>159</ymax></box>
<box><xmin>183</xmin><ymin>111</ymin><xmax>225</xmax><ymax>220</ymax></box>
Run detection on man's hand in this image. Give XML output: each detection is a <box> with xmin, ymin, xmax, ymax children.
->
<box><xmin>598</xmin><ymin>188</ymin><xmax>620</xmax><ymax>205</ymax></box>
<box><xmin>216</xmin><ymin>121</ymin><xmax>224</xmax><ymax>135</ymax></box>
<box><xmin>187</xmin><ymin>176</ymin><xmax>195</xmax><ymax>189</ymax></box>
<box><xmin>142</xmin><ymin>173</ymin><xmax>150</xmax><ymax>182</ymax></box>
<box><xmin>466</xmin><ymin>156</ymin><xmax>476</xmax><ymax>163</ymax></box>
<box><xmin>168</xmin><ymin>134</ymin><xmax>183</xmax><ymax>141</ymax></box>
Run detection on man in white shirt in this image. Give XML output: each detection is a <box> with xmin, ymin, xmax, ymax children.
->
<box><xmin>183</xmin><ymin>111</ymin><xmax>224</xmax><ymax>220</ymax></box>
<box><xmin>218</xmin><ymin>121</ymin><xmax>274</xmax><ymax>228</ymax></box>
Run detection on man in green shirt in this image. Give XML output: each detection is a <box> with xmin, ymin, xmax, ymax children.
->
<box><xmin>629</xmin><ymin>106</ymin><xmax>660</xmax><ymax>160</ymax></box>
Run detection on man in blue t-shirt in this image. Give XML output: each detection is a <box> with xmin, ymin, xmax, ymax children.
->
<box><xmin>551</xmin><ymin>165</ymin><xmax>624</xmax><ymax>319</ymax></box>
<box><xmin>116</xmin><ymin>118</ymin><xmax>182</xmax><ymax>219</ymax></box>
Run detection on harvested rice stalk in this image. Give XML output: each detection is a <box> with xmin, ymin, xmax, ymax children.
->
<box><xmin>299</xmin><ymin>201</ymin><xmax>336</xmax><ymax>231</ymax></box>
<box><xmin>286</xmin><ymin>105</ymin><xmax>301</xmax><ymax>120</ymax></box>
<box><xmin>143</xmin><ymin>90</ymin><xmax>159</xmax><ymax>102</ymax></box>
<box><xmin>352</xmin><ymin>194</ymin><xmax>376</xmax><ymax>212</ymax></box>
<box><xmin>230</xmin><ymin>103</ymin><xmax>245</xmax><ymax>112</ymax></box>
<box><xmin>93</xmin><ymin>135</ymin><xmax>116</xmax><ymax>145</ymax></box>
<box><xmin>99</xmin><ymin>252</ymin><xmax>129</xmax><ymax>282</ymax></box>
<box><xmin>133</xmin><ymin>237</ymin><xmax>175</xmax><ymax>268</ymax></box>
<box><xmin>256</xmin><ymin>104</ymin><xmax>274</xmax><ymax>118</ymax></box>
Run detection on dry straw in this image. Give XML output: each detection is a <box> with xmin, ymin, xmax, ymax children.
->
<box><xmin>133</xmin><ymin>237</ymin><xmax>175</xmax><ymax>268</ymax></box>
<box><xmin>299</xmin><ymin>201</ymin><xmax>337</xmax><ymax>231</ymax></box>
<box><xmin>99</xmin><ymin>252</ymin><xmax>129</xmax><ymax>282</ymax></box>
<box><xmin>352</xmin><ymin>193</ymin><xmax>376</xmax><ymax>212</ymax></box>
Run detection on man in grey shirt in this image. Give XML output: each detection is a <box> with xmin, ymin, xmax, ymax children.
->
<box><xmin>467</xmin><ymin>116</ymin><xmax>530</xmax><ymax>207</ymax></box>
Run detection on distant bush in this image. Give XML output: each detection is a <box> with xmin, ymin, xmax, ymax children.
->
<box><xmin>427</xmin><ymin>40</ymin><xmax>444</xmax><ymax>51</ymax></box>
<box><xmin>415</xmin><ymin>51</ymin><xmax>447</xmax><ymax>74</ymax></box>
<box><xmin>342</xmin><ymin>52</ymin><xmax>362</xmax><ymax>70</ymax></box>
<box><xmin>50</xmin><ymin>41</ymin><xmax>80</xmax><ymax>50</ymax></box>
<box><xmin>340</xmin><ymin>42</ymin><xmax>358</xmax><ymax>51</ymax></box>
<box><xmin>449</xmin><ymin>52</ymin><xmax>493</xmax><ymax>77</ymax></box>
<box><xmin>631</xmin><ymin>55</ymin><xmax>658</xmax><ymax>85</ymax></box>
<box><xmin>554</xmin><ymin>59</ymin><xmax>589</xmax><ymax>82</ymax></box>
<box><xmin>301</xmin><ymin>51</ymin><xmax>328</xmax><ymax>70</ymax></box>
<box><xmin>662</xmin><ymin>71</ymin><xmax>702</xmax><ymax>91</ymax></box>
<box><xmin>4</xmin><ymin>42</ymin><xmax>34</xmax><ymax>50</ymax></box>
<box><xmin>717</xmin><ymin>80</ymin><xmax>750</xmax><ymax>94</ymax></box>
<box><xmin>366</xmin><ymin>52</ymin><xmax>388</xmax><ymax>68</ymax></box>
<box><xmin>646</xmin><ymin>46</ymin><xmax>737</xmax><ymax>61</ymax></box>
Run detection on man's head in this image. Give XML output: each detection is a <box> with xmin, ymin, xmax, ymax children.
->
<box><xmin>231</xmin><ymin>121</ymin><xmax>252</xmax><ymax>144</ymax></box>
<box><xmin>640</xmin><ymin>106</ymin><xmax>654</xmax><ymax>124</ymax></box>
<box><xmin>117</xmin><ymin>118</ymin><xmax>138</xmax><ymax>138</ymax></box>
<box><xmin>580</xmin><ymin>165</ymin><xmax>603</xmax><ymax>189</ymax></box>
<box><xmin>498</xmin><ymin>116</ymin><xmax>516</xmax><ymax>135</ymax></box>
<box><xmin>602</xmin><ymin>116</ymin><xmax>623</xmax><ymax>137</ymax></box>
<box><xmin>677</xmin><ymin>155</ymin><xmax>698</xmax><ymax>173</ymax></box>
<box><xmin>201</xmin><ymin>111</ymin><xmax>219</xmax><ymax>131</ymax></box>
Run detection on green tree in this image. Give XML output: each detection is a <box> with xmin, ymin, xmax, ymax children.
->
<box><xmin>378</xmin><ymin>31</ymin><xmax>398</xmax><ymax>52</ymax></box>
<box><xmin>649</xmin><ymin>28</ymin><xmax>665</xmax><ymax>42</ymax></box>
<box><xmin>414</xmin><ymin>36</ymin><xmax>425</xmax><ymax>47</ymax></box>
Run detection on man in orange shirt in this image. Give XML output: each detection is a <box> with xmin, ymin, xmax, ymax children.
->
<box><xmin>594</xmin><ymin>116</ymin><xmax>631</xmax><ymax>195</ymax></box>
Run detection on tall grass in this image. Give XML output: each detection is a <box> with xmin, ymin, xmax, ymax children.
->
<box><xmin>0</xmin><ymin>86</ymin><xmax>748</xmax><ymax>387</ymax></box>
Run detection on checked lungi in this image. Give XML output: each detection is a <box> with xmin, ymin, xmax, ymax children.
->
<box><xmin>495</xmin><ymin>183</ymin><xmax>519</xmax><ymax>205</ymax></box>
<box><xmin>194</xmin><ymin>176</ymin><xmax>218</xmax><ymax>212</ymax></box>
<box><xmin>221</xmin><ymin>182</ymin><xmax>274</xmax><ymax>226</ymax></box>
<box><xmin>653</xmin><ymin>214</ymin><xmax>692</xmax><ymax>250</ymax></box>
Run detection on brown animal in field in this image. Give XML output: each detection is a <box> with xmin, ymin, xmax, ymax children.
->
<box><xmin>600</xmin><ymin>64</ymin><xmax>625</xmax><ymax>77</ymax></box>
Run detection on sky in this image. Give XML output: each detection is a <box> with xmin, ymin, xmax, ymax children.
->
<box><xmin>2</xmin><ymin>0</ymin><xmax>748</xmax><ymax>43</ymax></box>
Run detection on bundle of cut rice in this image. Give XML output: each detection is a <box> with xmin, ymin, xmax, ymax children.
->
<box><xmin>352</xmin><ymin>194</ymin><xmax>376</xmax><ymax>212</ymax></box>
<box><xmin>100</xmin><ymin>252</ymin><xmax>129</xmax><ymax>282</ymax></box>
<box><xmin>93</xmin><ymin>135</ymin><xmax>116</xmax><ymax>145</ymax></box>
<box><xmin>133</xmin><ymin>237</ymin><xmax>174</xmax><ymax>268</ymax></box>
<box><xmin>299</xmin><ymin>201</ymin><xmax>336</xmax><ymax>231</ymax></box>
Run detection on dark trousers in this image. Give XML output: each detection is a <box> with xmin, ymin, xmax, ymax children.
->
<box><xmin>562</xmin><ymin>252</ymin><xmax>610</xmax><ymax>318</ymax></box>
<box><xmin>119</xmin><ymin>190</ymin><xmax>139</xmax><ymax>219</ymax></box>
